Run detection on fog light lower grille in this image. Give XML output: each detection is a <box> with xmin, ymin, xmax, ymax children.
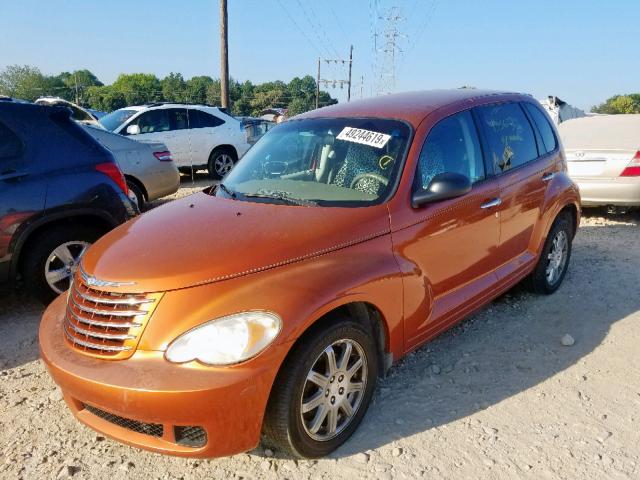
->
<box><xmin>83</xmin><ymin>404</ymin><xmax>163</xmax><ymax>438</ymax></box>
<box><xmin>174</xmin><ymin>425</ymin><xmax>208</xmax><ymax>447</ymax></box>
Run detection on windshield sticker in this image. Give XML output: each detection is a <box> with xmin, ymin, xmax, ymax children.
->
<box><xmin>337</xmin><ymin>127</ymin><xmax>391</xmax><ymax>149</ymax></box>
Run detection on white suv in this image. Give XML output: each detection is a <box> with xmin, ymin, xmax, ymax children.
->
<box><xmin>99</xmin><ymin>103</ymin><xmax>251</xmax><ymax>178</ymax></box>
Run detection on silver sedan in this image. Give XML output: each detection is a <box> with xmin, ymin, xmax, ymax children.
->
<box><xmin>82</xmin><ymin>125</ymin><xmax>180</xmax><ymax>209</ymax></box>
<box><xmin>559</xmin><ymin>115</ymin><xmax>640</xmax><ymax>208</ymax></box>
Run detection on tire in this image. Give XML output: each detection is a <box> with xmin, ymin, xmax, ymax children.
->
<box><xmin>208</xmin><ymin>147</ymin><xmax>237</xmax><ymax>180</ymax></box>
<box><xmin>126</xmin><ymin>180</ymin><xmax>145</xmax><ymax>211</ymax></box>
<box><xmin>527</xmin><ymin>213</ymin><xmax>573</xmax><ymax>294</ymax></box>
<box><xmin>22</xmin><ymin>225</ymin><xmax>102</xmax><ymax>304</ymax></box>
<box><xmin>263</xmin><ymin>320</ymin><xmax>378</xmax><ymax>458</ymax></box>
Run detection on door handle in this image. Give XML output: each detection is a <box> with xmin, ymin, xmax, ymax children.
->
<box><xmin>542</xmin><ymin>172</ymin><xmax>555</xmax><ymax>182</ymax></box>
<box><xmin>480</xmin><ymin>198</ymin><xmax>502</xmax><ymax>209</ymax></box>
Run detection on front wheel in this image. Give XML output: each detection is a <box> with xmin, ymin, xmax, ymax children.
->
<box><xmin>263</xmin><ymin>321</ymin><xmax>378</xmax><ymax>458</ymax></box>
<box><xmin>527</xmin><ymin>213</ymin><xmax>573</xmax><ymax>294</ymax></box>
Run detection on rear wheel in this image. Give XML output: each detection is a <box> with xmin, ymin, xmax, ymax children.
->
<box><xmin>126</xmin><ymin>180</ymin><xmax>145</xmax><ymax>211</ymax></box>
<box><xmin>263</xmin><ymin>320</ymin><xmax>378</xmax><ymax>458</ymax></box>
<box><xmin>208</xmin><ymin>147</ymin><xmax>237</xmax><ymax>179</ymax></box>
<box><xmin>22</xmin><ymin>225</ymin><xmax>102</xmax><ymax>304</ymax></box>
<box><xmin>527</xmin><ymin>213</ymin><xmax>573</xmax><ymax>294</ymax></box>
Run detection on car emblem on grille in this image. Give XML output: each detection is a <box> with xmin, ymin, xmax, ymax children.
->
<box><xmin>81</xmin><ymin>269</ymin><xmax>136</xmax><ymax>288</ymax></box>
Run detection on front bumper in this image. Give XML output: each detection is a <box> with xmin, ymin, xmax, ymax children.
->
<box><xmin>574</xmin><ymin>177</ymin><xmax>640</xmax><ymax>206</ymax></box>
<box><xmin>39</xmin><ymin>295</ymin><xmax>289</xmax><ymax>458</ymax></box>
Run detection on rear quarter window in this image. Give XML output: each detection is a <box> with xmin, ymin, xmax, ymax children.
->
<box><xmin>475</xmin><ymin>102</ymin><xmax>538</xmax><ymax>172</ymax></box>
<box><xmin>0</xmin><ymin>121</ymin><xmax>25</xmax><ymax>173</ymax></box>
<box><xmin>523</xmin><ymin>103</ymin><xmax>557</xmax><ymax>154</ymax></box>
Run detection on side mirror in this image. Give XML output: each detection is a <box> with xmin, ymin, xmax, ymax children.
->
<box><xmin>126</xmin><ymin>124</ymin><xmax>140</xmax><ymax>135</ymax></box>
<box><xmin>411</xmin><ymin>172</ymin><xmax>472</xmax><ymax>208</ymax></box>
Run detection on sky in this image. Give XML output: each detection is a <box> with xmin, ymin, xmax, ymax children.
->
<box><xmin>1</xmin><ymin>0</ymin><xmax>638</xmax><ymax>110</ymax></box>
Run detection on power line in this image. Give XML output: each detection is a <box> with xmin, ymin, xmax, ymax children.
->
<box><xmin>274</xmin><ymin>0</ymin><xmax>324</xmax><ymax>57</ymax></box>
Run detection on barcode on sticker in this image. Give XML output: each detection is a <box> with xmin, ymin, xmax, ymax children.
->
<box><xmin>337</xmin><ymin>127</ymin><xmax>391</xmax><ymax>149</ymax></box>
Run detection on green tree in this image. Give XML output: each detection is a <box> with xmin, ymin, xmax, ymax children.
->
<box><xmin>57</xmin><ymin>70</ymin><xmax>103</xmax><ymax>104</ymax></box>
<box><xmin>85</xmin><ymin>85</ymin><xmax>127</xmax><ymax>112</ymax></box>
<box><xmin>161</xmin><ymin>72</ymin><xmax>186</xmax><ymax>102</ymax></box>
<box><xmin>184</xmin><ymin>76</ymin><xmax>214</xmax><ymax>104</ymax></box>
<box><xmin>0</xmin><ymin>65</ymin><xmax>65</xmax><ymax>101</ymax></box>
<box><xmin>111</xmin><ymin>73</ymin><xmax>162</xmax><ymax>105</ymax></box>
<box><xmin>592</xmin><ymin>94</ymin><xmax>640</xmax><ymax>114</ymax></box>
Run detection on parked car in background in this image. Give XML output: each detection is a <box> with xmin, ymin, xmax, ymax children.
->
<box><xmin>98</xmin><ymin>103</ymin><xmax>251</xmax><ymax>179</ymax></box>
<box><xmin>559</xmin><ymin>114</ymin><xmax>640</xmax><ymax>208</ymax></box>
<box><xmin>35</xmin><ymin>97</ymin><xmax>102</xmax><ymax>126</ymax></box>
<box><xmin>40</xmin><ymin>89</ymin><xmax>580</xmax><ymax>459</ymax></box>
<box><xmin>0</xmin><ymin>102</ymin><xmax>135</xmax><ymax>303</ymax></box>
<box><xmin>82</xmin><ymin>125</ymin><xmax>180</xmax><ymax>209</ymax></box>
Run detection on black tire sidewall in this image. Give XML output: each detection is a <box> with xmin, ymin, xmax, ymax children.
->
<box><xmin>273</xmin><ymin>321</ymin><xmax>378</xmax><ymax>458</ymax></box>
<box><xmin>532</xmin><ymin>215</ymin><xmax>573</xmax><ymax>294</ymax></box>
<box><xmin>22</xmin><ymin>225</ymin><xmax>102</xmax><ymax>304</ymax></box>
<box><xmin>208</xmin><ymin>148</ymin><xmax>236</xmax><ymax>180</ymax></box>
<box><xmin>126</xmin><ymin>180</ymin><xmax>144</xmax><ymax>210</ymax></box>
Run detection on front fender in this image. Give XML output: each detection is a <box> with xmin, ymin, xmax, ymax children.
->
<box><xmin>138</xmin><ymin>234</ymin><xmax>405</xmax><ymax>361</ymax></box>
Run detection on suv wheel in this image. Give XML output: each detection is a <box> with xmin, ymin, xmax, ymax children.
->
<box><xmin>208</xmin><ymin>147</ymin><xmax>237</xmax><ymax>179</ymax></box>
<box><xmin>126</xmin><ymin>180</ymin><xmax>145</xmax><ymax>211</ymax></box>
<box><xmin>23</xmin><ymin>225</ymin><xmax>102</xmax><ymax>304</ymax></box>
<box><xmin>527</xmin><ymin>213</ymin><xmax>573</xmax><ymax>294</ymax></box>
<box><xmin>263</xmin><ymin>320</ymin><xmax>378</xmax><ymax>458</ymax></box>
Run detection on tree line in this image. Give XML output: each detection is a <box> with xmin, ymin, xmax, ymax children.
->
<box><xmin>591</xmin><ymin>94</ymin><xmax>640</xmax><ymax>114</ymax></box>
<box><xmin>0</xmin><ymin>65</ymin><xmax>338</xmax><ymax>117</ymax></box>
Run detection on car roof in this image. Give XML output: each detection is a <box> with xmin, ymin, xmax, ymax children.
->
<box><xmin>297</xmin><ymin>89</ymin><xmax>528</xmax><ymax>128</ymax></box>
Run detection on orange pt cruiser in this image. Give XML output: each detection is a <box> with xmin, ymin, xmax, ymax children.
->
<box><xmin>40</xmin><ymin>90</ymin><xmax>580</xmax><ymax>459</ymax></box>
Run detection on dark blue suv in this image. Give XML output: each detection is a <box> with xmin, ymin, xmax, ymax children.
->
<box><xmin>0</xmin><ymin>102</ymin><xmax>136</xmax><ymax>303</ymax></box>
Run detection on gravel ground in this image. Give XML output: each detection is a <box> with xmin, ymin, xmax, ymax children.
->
<box><xmin>1</xmin><ymin>198</ymin><xmax>639</xmax><ymax>479</ymax></box>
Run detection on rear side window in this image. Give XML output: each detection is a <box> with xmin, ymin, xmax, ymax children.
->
<box><xmin>417</xmin><ymin>110</ymin><xmax>485</xmax><ymax>188</ymax></box>
<box><xmin>168</xmin><ymin>109</ymin><xmax>190</xmax><ymax>131</ymax></box>
<box><xmin>523</xmin><ymin>103</ymin><xmax>557</xmax><ymax>154</ymax></box>
<box><xmin>192</xmin><ymin>110</ymin><xmax>225</xmax><ymax>128</ymax></box>
<box><xmin>0</xmin><ymin>121</ymin><xmax>25</xmax><ymax>173</ymax></box>
<box><xmin>475</xmin><ymin>103</ymin><xmax>538</xmax><ymax>172</ymax></box>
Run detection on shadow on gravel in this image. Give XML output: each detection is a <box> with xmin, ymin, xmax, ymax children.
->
<box><xmin>335</xmin><ymin>221</ymin><xmax>640</xmax><ymax>457</ymax></box>
<box><xmin>0</xmin><ymin>290</ymin><xmax>43</xmax><ymax>370</ymax></box>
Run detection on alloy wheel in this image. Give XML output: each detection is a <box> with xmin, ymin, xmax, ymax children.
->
<box><xmin>214</xmin><ymin>154</ymin><xmax>235</xmax><ymax>176</ymax></box>
<box><xmin>300</xmin><ymin>339</ymin><xmax>368</xmax><ymax>441</ymax></box>
<box><xmin>44</xmin><ymin>241</ymin><xmax>90</xmax><ymax>294</ymax></box>
<box><xmin>546</xmin><ymin>230</ymin><xmax>568</xmax><ymax>285</ymax></box>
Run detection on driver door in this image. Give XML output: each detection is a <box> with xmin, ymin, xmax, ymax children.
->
<box><xmin>390</xmin><ymin>110</ymin><xmax>502</xmax><ymax>349</ymax></box>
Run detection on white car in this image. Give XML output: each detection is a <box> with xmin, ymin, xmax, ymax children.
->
<box><xmin>98</xmin><ymin>103</ymin><xmax>251</xmax><ymax>178</ymax></box>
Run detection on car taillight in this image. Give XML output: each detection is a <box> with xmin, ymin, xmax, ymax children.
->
<box><xmin>95</xmin><ymin>162</ymin><xmax>128</xmax><ymax>194</ymax></box>
<box><xmin>620</xmin><ymin>151</ymin><xmax>640</xmax><ymax>177</ymax></box>
<box><xmin>153</xmin><ymin>151</ymin><xmax>173</xmax><ymax>162</ymax></box>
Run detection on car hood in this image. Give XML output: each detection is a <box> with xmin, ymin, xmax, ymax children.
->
<box><xmin>81</xmin><ymin>191</ymin><xmax>391</xmax><ymax>293</ymax></box>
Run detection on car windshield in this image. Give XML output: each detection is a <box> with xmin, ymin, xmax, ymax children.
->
<box><xmin>218</xmin><ymin>117</ymin><xmax>411</xmax><ymax>206</ymax></box>
<box><xmin>99</xmin><ymin>109</ymin><xmax>137</xmax><ymax>132</ymax></box>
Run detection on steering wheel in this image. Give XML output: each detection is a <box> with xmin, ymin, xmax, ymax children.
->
<box><xmin>350</xmin><ymin>173</ymin><xmax>389</xmax><ymax>190</ymax></box>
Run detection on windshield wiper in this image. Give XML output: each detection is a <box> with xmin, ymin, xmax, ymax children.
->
<box><xmin>217</xmin><ymin>182</ymin><xmax>236</xmax><ymax>198</ymax></box>
<box><xmin>242</xmin><ymin>191</ymin><xmax>317</xmax><ymax>206</ymax></box>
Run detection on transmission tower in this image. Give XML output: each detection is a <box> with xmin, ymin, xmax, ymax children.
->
<box><xmin>376</xmin><ymin>7</ymin><xmax>404</xmax><ymax>96</ymax></box>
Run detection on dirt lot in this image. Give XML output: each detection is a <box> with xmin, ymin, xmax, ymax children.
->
<box><xmin>1</xmin><ymin>196</ymin><xmax>639</xmax><ymax>479</ymax></box>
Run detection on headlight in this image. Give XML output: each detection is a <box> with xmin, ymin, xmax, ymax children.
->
<box><xmin>164</xmin><ymin>311</ymin><xmax>281</xmax><ymax>365</ymax></box>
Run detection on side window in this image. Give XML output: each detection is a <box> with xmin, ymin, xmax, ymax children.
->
<box><xmin>168</xmin><ymin>109</ymin><xmax>190</xmax><ymax>131</ymax></box>
<box><xmin>193</xmin><ymin>110</ymin><xmax>225</xmax><ymax>128</ymax></box>
<box><xmin>475</xmin><ymin>103</ymin><xmax>538</xmax><ymax>172</ymax></box>
<box><xmin>129</xmin><ymin>110</ymin><xmax>170</xmax><ymax>134</ymax></box>
<box><xmin>523</xmin><ymin>103</ymin><xmax>557</xmax><ymax>154</ymax></box>
<box><xmin>417</xmin><ymin>110</ymin><xmax>485</xmax><ymax>189</ymax></box>
<box><xmin>0</xmin><ymin>121</ymin><xmax>25</xmax><ymax>173</ymax></box>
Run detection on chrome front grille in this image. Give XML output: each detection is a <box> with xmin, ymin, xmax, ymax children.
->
<box><xmin>64</xmin><ymin>276</ymin><xmax>160</xmax><ymax>359</ymax></box>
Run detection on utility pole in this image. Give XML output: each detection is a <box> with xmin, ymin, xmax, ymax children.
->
<box><xmin>376</xmin><ymin>7</ymin><xmax>404</xmax><ymax>96</ymax></box>
<box><xmin>74</xmin><ymin>73</ymin><xmax>79</xmax><ymax>105</ymax></box>
<box><xmin>316</xmin><ymin>46</ymin><xmax>354</xmax><ymax>108</ymax></box>
<box><xmin>316</xmin><ymin>57</ymin><xmax>320</xmax><ymax>109</ymax></box>
<box><xmin>347</xmin><ymin>45</ymin><xmax>353</xmax><ymax>102</ymax></box>
<box><xmin>219</xmin><ymin>0</ymin><xmax>230</xmax><ymax>109</ymax></box>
